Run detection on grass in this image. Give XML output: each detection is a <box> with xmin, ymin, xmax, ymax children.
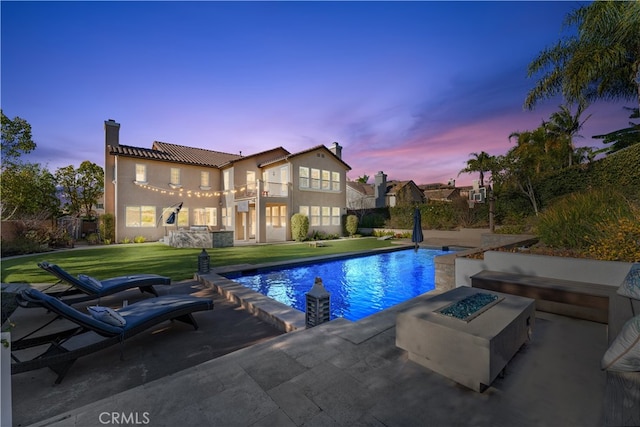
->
<box><xmin>0</xmin><ymin>238</ymin><xmax>396</xmax><ymax>284</ymax></box>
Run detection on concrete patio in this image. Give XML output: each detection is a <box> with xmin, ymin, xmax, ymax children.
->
<box><xmin>19</xmin><ymin>286</ymin><xmax>608</xmax><ymax>427</ymax></box>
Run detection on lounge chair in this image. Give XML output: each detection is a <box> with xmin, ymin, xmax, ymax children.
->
<box><xmin>36</xmin><ymin>261</ymin><xmax>171</xmax><ymax>304</ymax></box>
<box><xmin>11</xmin><ymin>288</ymin><xmax>214</xmax><ymax>384</ymax></box>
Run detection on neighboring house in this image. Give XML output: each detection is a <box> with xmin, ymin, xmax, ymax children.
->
<box><xmin>347</xmin><ymin>171</ymin><xmax>425</xmax><ymax>209</ymax></box>
<box><xmin>346</xmin><ymin>181</ymin><xmax>376</xmax><ymax>210</ymax></box>
<box><xmin>422</xmin><ymin>188</ymin><xmax>461</xmax><ymax>202</ymax></box>
<box><xmin>386</xmin><ymin>180</ymin><xmax>425</xmax><ymax>206</ymax></box>
<box><xmin>104</xmin><ymin>119</ymin><xmax>351</xmax><ymax>243</ymax></box>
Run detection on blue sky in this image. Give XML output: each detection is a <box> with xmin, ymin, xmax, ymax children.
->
<box><xmin>1</xmin><ymin>1</ymin><xmax>630</xmax><ymax>186</ymax></box>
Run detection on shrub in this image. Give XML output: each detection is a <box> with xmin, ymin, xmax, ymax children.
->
<box><xmin>345</xmin><ymin>215</ymin><xmax>358</xmax><ymax>236</ymax></box>
<box><xmin>99</xmin><ymin>213</ymin><xmax>115</xmax><ymax>243</ymax></box>
<box><xmin>536</xmin><ymin>188</ymin><xmax>635</xmax><ymax>249</ymax></box>
<box><xmin>0</xmin><ymin>237</ymin><xmax>44</xmax><ymax>257</ymax></box>
<box><xmin>121</xmin><ymin>237</ymin><xmax>132</xmax><ymax>244</ymax></box>
<box><xmin>291</xmin><ymin>213</ymin><xmax>309</xmax><ymax>242</ymax></box>
<box><xmin>584</xmin><ymin>215</ymin><xmax>640</xmax><ymax>261</ymax></box>
<box><xmin>133</xmin><ymin>235</ymin><xmax>146</xmax><ymax>243</ymax></box>
<box><xmin>86</xmin><ymin>233</ymin><xmax>100</xmax><ymax>245</ymax></box>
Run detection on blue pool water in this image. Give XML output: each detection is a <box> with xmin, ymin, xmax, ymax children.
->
<box><xmin>224</xmin><ymin>248</ymin><xmax>452</xmax><ymax>321</ymax></box>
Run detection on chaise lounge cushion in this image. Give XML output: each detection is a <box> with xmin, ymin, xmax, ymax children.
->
<box><xmin>617</xmin><ymin>263</ymin><xmax>640</xmax><ymax>300</ymax></box>
<box><xmin>88</xmin><ymin>306</ymin><xmax>127</xmax><ymax>327</ymax></box>
<box><xmin>602</xmin><ymin>315</ymin><xmax>640</xmax><ymax>372</ymax></box>
<box><xmin>78</xmin><ymin>274</ymin><xmax>103</xmax><ymax>293</ymax></box>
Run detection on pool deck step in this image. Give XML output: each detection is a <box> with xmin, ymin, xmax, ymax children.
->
<box><xmin>197</xmin><ymin>272</ymin><xmax>307</xmax><ymax>332</ymax></box>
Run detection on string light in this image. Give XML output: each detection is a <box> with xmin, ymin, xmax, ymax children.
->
<box><xmin>133</xmin><ymin>181</ymin><xmax>217</xmax><ymax>198</ymax></box>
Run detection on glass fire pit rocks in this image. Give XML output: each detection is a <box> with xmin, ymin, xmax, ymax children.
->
<box><xmin>437</xmin><ymin>292</ymin><xmax>504</xmax><ymax>322</ymax></box>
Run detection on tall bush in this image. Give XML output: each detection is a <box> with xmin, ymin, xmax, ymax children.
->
<box><xmin>536</xmin><ymin>188</ymin><xmax>634</xmax><ymax>249</ymax></box>
<box><xmin>99</xmin><ymin>213</ymin><xmax>115</xmax><ymax>243</ymax></box>
<box><xmin>345</xmin><ymin>214</ymin><xmax>358</xmax><ymax>236</ymax></box>
<box><xmin>291</xmin><ymin>213</ymin><xmax>309</xmax><ymax>242</ymax></box>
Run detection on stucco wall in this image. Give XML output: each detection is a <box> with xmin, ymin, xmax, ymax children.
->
<box><xmin>455</xmin><ymin>250</ymin><xmax>631</xmax><ymax>289</ymax></box>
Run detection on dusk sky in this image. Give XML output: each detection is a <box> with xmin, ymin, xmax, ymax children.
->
<box><xmin>1</xmin><ymin>1</ymin><xmax>631</xmax><ymax>186</ymax></box>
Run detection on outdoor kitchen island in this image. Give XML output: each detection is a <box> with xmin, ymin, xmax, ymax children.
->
<box><xmin>396</xmin><ymin>286</ymin><xmax>535</xmax><ymax>392</ymax></box>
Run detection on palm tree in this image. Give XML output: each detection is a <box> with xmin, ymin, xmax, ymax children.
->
<box><xmin>459</xmin><ymin>151</ymin><xmax>493</xmax><ymax>187</ymax></box>
<box><xmin>525</xmin><ymin>1</ymin><xmax>640</xmax><ymax>110</ymax></box>
<box><xmin>546</xmin><ymin>103</ymin><xmax>591</xmax><ymax>166</ymax></box>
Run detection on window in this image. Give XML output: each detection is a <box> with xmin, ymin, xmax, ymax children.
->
<box><xmin>280</xmin><ymin>166</ymin><xmax>288</xmax><ymax>195</ymax></box>
<box><xmin>321</xmin><ymin>206</ymin><xmax>331</xmax><ymax>226</ymax></box>
<box><xmin>310</xmin><ymin>206</ymin><xmax>320</xmax><ymax>226</ymax></box>
<box><xmin>247</xmin><ymin>171</ymin><xmax>256</xmax><ymax>195</ymax></box>
<box><xmin>223</xmin><ymin>170</ymin><xmax>230</xmax><ymax>191</ymax></box>
<box><xmin>311</xmin><ymin>168</ymin><xmax>321</xmax><ymax>189</ymax></box>
<box><xmin>322</xmin><ymin>170</ymin><xmax>331</xmax><ymax>190</ymax></box>
<box><xmin>299</xmin><ymin>206</ymin><xmax>309</xmax><ymax>217</ymax></box>
<box><xmin>332</xmin><ymin>172</ymin><xmax>341</xmax><ymax>191</ymax></box>
<box><xmin>177</xmin><ymin>208</ymin><xmax>189</xmax><ymax>227</ymax></box>
<box><xmin>200</xmin><ymin>171</ymin><xmax>210</xmax><ymax>189</ymax></box>
<box><xmin>265</xmin><ymin>207</ymin><xmax>271</xmax><ymax>226</ymax></box>
<box><xmin>299</xmin><ymin>167</ymin><xmax>309</xmax><ymax>188</ymax></box>
<box><xmin>280</xmin><ymin>205</ymin><xmax>287</xmax><ymax>227</ymax></box>
<box><xmin>221</xmin><ymin>207</ymin><xmax>232</xmax><ymax>227</ymax></box>
<box><xmin>266</xmin><ymin>205</ymin><xmax>287</xmax><ymax>228</ymax></box>
<box><xmin>332</xmin><ymin>207</ymin><xmax>341</xmax><ymax>225</ymax></box>
<box><xmin>170</xmin><ymin>168</ymin><xmax>181</xmax><ymax>188</ymax></box>
<box><xmin>135</xmin><ymin>164</ymin><xmax>147</xmax><ymax>183</ymax></box>
<box><xmin>299</xmin><ymin>167</ymin><xmax>341</xmax><ymax>193</ymax></box>
<box><xmin>194</xmin><ymin>207</ymin><xmax>217</xmax><ymax>226</ymax></box>
<box><xmin>126</xmin><ymin>206</ymin><xmax>156</xmax><ymax>227</ymax></box>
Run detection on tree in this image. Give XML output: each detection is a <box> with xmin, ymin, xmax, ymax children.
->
<box><xmin>0</xmin><ymin>163</ymin><xmax>59</xmax><ymax>220</ymax></box>
<box><xmin>458</xmin><ymin>151</ymin><xmax>494</xmax><ymax>187</ymax></box>
<box><xmin>593</xmin><ymin>107</ymin><xmax>640</xmax><ymax>154</ymax></box>
<box><xmin>55</xmin><ymin>161</ymin><xmax>104</xmax><ymax>218</ymax></box>
<box><xmin>546</xmin><ymin>103</ymin><xmax>591</xmax><ymax>166</ymax></box>
<box><xmin>503</xmin><ymin>126</ymin><xmax>558</xmax><ymax>216</ymax></box>
<box><xmin>356</xmin><ymin>175</ymin><xmax>369</xmax><ymax>184</ymax></box>
<box><xmin>1</xmin><ymin>110</ymin><xmax>36</xmax><ymax>169</ymax></box>
<box><xmin>525</xmin><ymin>1</ymin><xmax>640</xmax><ymax>110</ymax></box>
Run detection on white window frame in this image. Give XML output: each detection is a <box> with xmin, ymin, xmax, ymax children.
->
<box><xmin>310</xmin><ymin>206</ymin><xmax>320</xmax><ymax>226</ymax></box>
<box><xmin>332</xmin><ymin>172</ymin><xmax>341</xmax><ymax>191</ymax></box>
<box><xmin>311</xmin><ymin>168</ymin><xmax>321</xmax><ymax>189</ymax></box>
<box><xmin>170</xmin><ymin>167</ymin><xmax>181</xmax><ymax>188</ymax></box>
<box><xmin>135</xmin><ymin>164</ymin><xmax>147</xmax><ymax>183</ymax></box>
<box><xmin>200</xmin><ymin>171</ymin><xmax>210</xmax><ymax>190</ymax></box>
<box><xmin>331</xmin><ymin>207</ymin><xmax>341</xmax><ymax>225</ymax></box>
<box><xmin>193</xmin><ymin>207</ymin><xmax>217</xmax><ymax>226</ymax></box>
<box><xmin>299</xmin><ymin>166</ymin><xmax>309</xmax><ymax>189</ymax></box>
<box><xmin>126</xmin><ymin>205</ymin><xmax>156</xmax><ymax>227</ymax></box>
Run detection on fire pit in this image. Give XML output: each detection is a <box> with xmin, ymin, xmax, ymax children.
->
<box><xmin>396</xmin><ymin>286</ymin><xmax>535</xmax><ymax>392</ymax></box>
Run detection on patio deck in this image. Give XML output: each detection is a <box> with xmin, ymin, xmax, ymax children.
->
<box><xmin>19</xmin><ymin>285</ymin><xmax>608</xmax><ymax>427</ymax></box>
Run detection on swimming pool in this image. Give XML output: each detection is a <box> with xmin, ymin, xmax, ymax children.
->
<box><xmin>224</xmin><ymin>248</ymin><xmax>452</xmax><ymax>321</ymax></box>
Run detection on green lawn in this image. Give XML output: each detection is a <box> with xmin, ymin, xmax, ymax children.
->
<box><xmin>1</xmin><ymin>238</ymin><xmax>396</xmax><ymax>284</ymax></box>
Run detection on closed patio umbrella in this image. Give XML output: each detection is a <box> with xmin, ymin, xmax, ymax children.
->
<box><xmin>412</xmin><ymin>208</ymin><xmax>423</xmax><ymax>250</ymax></box>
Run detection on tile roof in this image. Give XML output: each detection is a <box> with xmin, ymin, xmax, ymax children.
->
<box><xmin>259</xmin><ymin>145</ymin><xmax>352</xmax><ymax>170</ymax></box>
<box><xmin>108</xmin><ymin>141</ymin><xmax>242</xmax><ymax>167</ymax></box>
<box><xmin>153</xmin><ymin>141</ymin><xmax>242</xmax><ymax>166</ymax></box>
<box><xmin>220</xmin><ymin>147</ymin><xmax>290</xmax><ymax>168</ymax></box>
<box><xmin>346</xmin><ymin>181</ymin><xmax>375</xmax><ymax>196</ymax></box>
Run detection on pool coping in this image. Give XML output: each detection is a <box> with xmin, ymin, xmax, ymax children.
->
<box><xmin>196</xmin><ymin>244</ymin><xmax>458</xmax><ymax>333</ymax></box>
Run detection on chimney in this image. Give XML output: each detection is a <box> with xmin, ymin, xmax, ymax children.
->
<box><xmin>104</xmin><ymin>119</ymin><xmax>120</xmax><ymax>147</ymax></box>
<box><xmin>329</xmin><ymin>142</ymin><xmax>342</xmax><ymax>159</ymax></box>
<box><xmin>374</xmin><ymin>171</ymin><xmax>387</xmax><ymax>208</ymax></box>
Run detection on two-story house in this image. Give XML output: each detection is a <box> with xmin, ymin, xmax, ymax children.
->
<box><xmin>104</xmin><ymin>119</ymin><xmax>351</xmax><ymax>244</ymax></box>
